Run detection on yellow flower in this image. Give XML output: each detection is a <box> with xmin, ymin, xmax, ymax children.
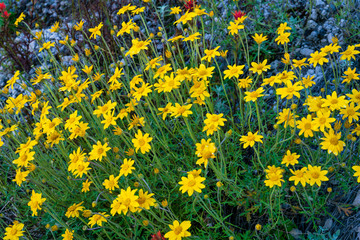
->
<box><xmin>171</xmin><ymin>103</ymin><xmax>193</xmax><ymax>118</ymax></box>
<box><xmin>117</xmin><ymin>3</ymin><xmax>136</xmax><ymax>15</ymax></box>
<box><xmin>195</xmin><ymin>64</ymin><xmax>214</xmax><ymax>80</ymax></box>
<box><xmin>297</xmin><ymin>114</ymin><xmax>318</xmax><ymax>138</ymax></box>
<box><xmin>88</xmin><ymin>212</ymin><xmax>109</xmax><ymax>228</ymax></box>
<box><xmin>201</xmin><ymin>46</ymin><xmax>220</xmax><ymax>62</ymax></box>
<box><xmin>281</xmin><ymin>150</ymin><xmax>300</xmax><ymax>166</ymax></box>
<box><xmin>50</xmin><ymin>21</ymin><xmax>60</xmax><ymax>32</ymax></box>
<box><xmin>39</xmin><ymin>41</ymin><xmax>55</xmax><ymax>52</ymax></box>
<box><xmin>103</xmin><ymin>175</ymin><xmax>120</xmax><ymax>191</ymax></box>
<box><xmin>136</xmin><ymin>189</ymin><xmax>156</xmax><ymax>212</ymax></box>
<box><xmin>264</xmin><ymin>171</ymin><xmax>284</xmax><ymax>188</ymax></box>
<box><xmin>249</xmin><ymin>60</ymin><xmax>271</xmax><ymax>75</ymax></box>
<box><xmin>61</xmin><ymin>229</ymin><xmax>74</xmax><ymax>240</ymax></box>
<box><xmin>82</xmin><ymin>179</ymin><xmax>92</xmax><ymax>192</ymax></box>
<box><xmin>320</xmin><ymin>128</ymin><xmax>345</xmax><ymax>156</ymax></box>
<box><xmin>352</xmin><ymin>165</ymin><xmax>360</xmax><ymax>182</ymax></box>
<box><xmin>28</xmin><ymin>190</ymin><xmax>46</xmax><ymax>216</ymax></box>
<box><xmin>223</xmin><ymin>64</ymin><xmax>245</xmax><ymax>79</ymax></box>
<box><xmin>306</xmin><ymin>165</ymin><xmax>329</xmax><ymax>187</ymax></box>
<box><xmin>195</xmin><ymin>139</ymin><xmax>217</xmax><ymax>167</ymax></box>
<box><xmin>293</xmin><ymin>58</ymin><xmax>309</xmax><ymax>69</ymax></box>
<box><xmin>74</xmin><ymin>20</ymin><xmax>84</xmax><ymax>31</ymax></box>
<box><xmin>340</xmin><ymin>45</ymin><xmax>360</xmax><ymax>61</ymax></box>
<box><xmin>275</xmin><ymin>32</ymin><xmax>290</xmax><ymax>45</ymax></box>
<box><xmin>340</xmin><ymin>102</ymin><xmax>360</xmax><ymax>123</ymax></box>
<box><xmin>276</xmin><ymin>81</ymin><xmax>303</xmax><ymax>100</ymax></box>
<box><xmin>313</xmin><ymin>111</ymin><xmax>335</xmax><ymax>132</ymax></box>
<box><xmin>170</xmin><ymin>6</ymin><xmax>182</xmax><ymax>14</ymax></box>
<box><xmin>12</xmin><ymin>168</ymin><xmax>30</xmax><ymax>186</ymax></box>
<box><xmin>252</xmin><ymin>33</ymin><xmax>267</xmax><ymax>44</ymax></box>
<box><xmin>322</xmin><ymin>91</ymin><xmax>349</xmax><ymax>111</ymax></box>
<box><xmin>110</xmin><ymin>187</ymin><xmax>139</xmax><ymax>215</ymax></box>
<box><xmin>227</xmin><ymin>21</ymin><xmax>244</xmax><ymax>35</ymax></box>
<box><xmin>89</xmin><ymin>22</ymin><xmax>103</xmax><ymax>39</ymax></box>
<box><xmin>308</xmin><ymin>51</ymin><xmax>328</xmax><ymax>67</ymax></box>
<box><xmin>125</xmin><ymin>38</ymin><xmax>151</xmax><ymax>57</ymax></box>
<box><xmin>289</xmin><ymin>167</ymin><xmax>308</xmax><ymax>187</ymax></box>
<box><xmin>65</xmin><ymin>202</ymin><xmax>85</xmax><ymax>218</ymax></box>
<box><xmin>341</xmin><ymin>67</ymin><xmax>359</xmax><ymax>83</ymax></box>
<box><xmin>183</xmin><ymin>32</ymin><xmax>201</xmax><ymax>42</ymax></box>
<box><xmin>276</xmin><ymin>22</ymin><xmax>291</xmax><ymax>34</ymax></box>
<box><xmin>164</xmin><ymin>220</ymin><xmax>191</xmax><ymax>240</ymax></box>
<box><xmin>244</xmin><ymin>87</ymin><xmax>265</xmax><ymax>102</ymax></box>
<box><xmin>89</xmin><ymin>141</ymin><xmax>111</xmax><ymax>161</ymax></box>
<box><xmin>4</xmin><ymin>221</ymin><xmax>24</xmax><ymax>240</ymax></box>
<box><xmin>179</xmin><ymin>173</ymin><xmax>205</xmax><ymax>196</ymax></box>
<box><xmin>82</xmin><ymin>65</ymin><xmax>93</xmax><ymax>75</ymax></box>
<box><xmin>174</xmin><ymin>11</ymin><xmax>197</xmax><ymax>25</ymax></box>
<box><xmin>132</xmin><ymin>130</ymin><xmax>153</xmax><ymax>154</ymax></box>
<box><xmin>119</xmin><ymin>158</ymin><xmax>135</xmax><ymax>177</ymax></box>
<box><xmin>14</xmin><ymin>13</ymin><xmax>26</xmax><ymax>27</ymax></box>
<box><xmin>239</xmin><ymin>131</ymin><xmax>263</xmax><ymax>148</ymax></box>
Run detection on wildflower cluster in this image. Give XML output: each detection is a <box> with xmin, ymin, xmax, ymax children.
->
<box><xmin>1</xmin><ymin>1</ymin><xmax>360</xmax><ymax>239</ymax></box>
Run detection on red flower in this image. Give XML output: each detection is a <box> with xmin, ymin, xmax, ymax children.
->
<box><xmin>2</xmin><ymin>10</ymin><xmax>10</xmax><ymax>18</ymax></box>
<box><xmin>184</xmin><ymin>0</ymin><xmax>197</xmax><ymax>11</ymax></box>
<box><xmin>232</xmin><ymin>10</ymin><xmax>246</xmax><ymax>20</ymax></box>
<box><xmin>0</xmin><ymin>2</ymin><xmax>6</xmax><ymax>12</ymax></box>
<box><xmin>151</xmin><ymin>231</ymin><xmax>165</xmax><ymax>240</ymax></box>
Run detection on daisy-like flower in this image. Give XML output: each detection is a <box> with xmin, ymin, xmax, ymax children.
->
<box><xmin>119</xmin><ymin>158</ymin><xmax>135</xmax><ymax>177</ymax></box>
<box><xmin>171</xmin><ymin>103</ymin><xmax>193</xmax><ymax>118</ymax></box>
<box><xmin>297</xmin><ymin>115</ymin><xmax>318</xmax><ymax>138</ymax></box>
<box><xmin>306</xmin><ymin>165</ymin><xmax>329</xmax><ymax>187</ymax></box>
<box><xmin>289</xmin><ymin>167</ymin><xmax>308</xmax><ymax>187</ymax></box>
<box><xmin>89</xmin><ymin>22</ymin><xmax>103</xmax><ymax>39</ymax></box>
<box><xmin>14</xmin><ymin>12</ymin><xmax>25</xmax><ymax>27</ymax></box>
<box><xmin>136</xmin><ymin>189</ymin><xmax>156</xmax><ymax>212</ymax></box>
<box><xmin>195</xmin><ymin>139</ymin><xmax>217</xmax><ymax>167</ymax></box>
<box><xmin>61</xmin><ymin>229</ymin><xmax>74</xmax><ymax>240</ymax></box>
<box><xmin>340</xmin><ymin>102</ymin><xmax>360</xmax><ymax>123</ymax></box>
<box><xmin>201</xmin><ymin>46</ymin><xmax>220</xmax><ymax>62</ymax></box>
<box><xmin>238</xmin><ymin>76</ymin><xmax>253</xmax><ymax>89</ymax></box>
<box><xmin>12</xmin><ymin>168</ymin><xmax>30</xmax><ymax>186</ymax></box>
<box><xmin>301</xmin><ymin>75</ymin><xmax>315</xmax><ymax>88</ymax></box>
<box><xmin>275</xmin><ymin>32</ymin><xmax>291</xmax><ymax>45</ymax></box>
<box><xmin>74</xmin><ymin>20</ymin><xmax>84</xmax><ymax>31</ymax></box>
<box><xmin>89</xmin><ymin>141</ymin><xmax>111</xmax><ymax>161</ymax></box>
<box><xmin>276</xmin><ymin>108</ymin><xmax>297</xmax><ymax>128</ymax></box>
<box><xmin>195</xmin><ymin>64</ymin><xmax>214</xmax><ymax>80</ymax></box>
<box><xmin>170</xmin><ymin>6</ymin><xmax>182</xmax><ymax>15</ymax></box>
<box><xmin>223</xmin><ymin>64</ymin><xmax>245</xmax><ymax>79</ymax></box>
<box><xmin>183</xmin><ymin>32</ymin><xmax>201</xmax><ymax>42</ymax></box>
<box><xmin>313</xmin><ymin>111</ymin><xmax>335</xmax><ymax>132</ymax></box>
<box><xmin>244</xmin><ymin>87</ymin><xmax>265</xmax><ymax>102</ymax></box>
<box><xmin>158</xmin><ymin>103</ymin><xmax>173</xmax><ymax>120</ymax></box>
<box><xmin>341</xmin><ymin>67</ymin><xmax>359</xmax><ymax>84</ymax></box>
<box><xmin>39</xmin><ymin>41</ymin><xmax>55</xmax><ymax>52</ymax></box>
<box><xmin>281</xmin><ymin>150</ymin><xmax>300</xmax><ymax>166</ymax></box>
<box><xmin>264</xmin><ymin>171</ymin><xmax>284</xmax><ymax>188</ymax></box>
<box><xmin>202</xmin><ymin>113</ymin><xmax>227</xmax><ymax>136</ymax></box>
<box><xmin>110</xmin><ymin>187</ymin><xmax>139</xmax><ymax>215</ymax></box>
<box><xmin>277</xmin><ymin>22</ymin><xmax>291</xmax><ymax>34</ymax></box>
<box><xmin>352</xmin><ymin>165</ymin><xmax>360</xmax><ymax>183</ymax></box>
<box><xmin>28</xmin><ymin>190</ymin><xmax>46</xmax><ymax>216</ymax></box>
<box><xmin>4</xmin><ymin>221</ymin><xmax>24</xmax><ymax>240</ymax></box>
<box><xmin>340</xmin><ymin>45</ymin><xmax>360</xmax><ymax>61</ymax></box>
<box><xmin>179</xmin><ymin>174</ymin><xmax>205</xmax><ymax>196</ymax></box>
<box><xmin>88</xmin><ymin>212</ymin><xmax>109</xmax><ymax>228</ymax></box>
<box><xmin>322</xmin><ymin>91</ymin><xmax>349</xmax><ymax>111</ymax></box>
<box><xmin>82</xmin><ymin>179</ymin><xmax>92</xmax><ymax>192</ymax></box>
<box><xmin>125</xmin><ymin>38</ymin><xmax>151</xmax><ymax>57</ymax></box>
<box><xmin>239</xmin><ymin>131</ymin><xmax>263</xmax><ymax>148</ymax></box>
<box><xmin>293</xmin><ymin>58</ymin><xmax>309</xmax><ymax>70</ymax></box>
<box><xmin>164</xmin><ymin>220</ymin><xmax>191</xmax><ymax>240</ymax></box>
<box><xmin>154</xmin><ymin>64</ymin><xmax>172</xmax><ymax>79</ymax></box>
<box><xmin>347</xmin><ymin>89</ymin><xmax>360</xmax><ymax>104</ymax></box>
<box><xmin>308</xmin><ymin>51</ymin><xmax>328</xmax><ymax>67</ymax></box>
<box><xmin>249</xmin><ymin>60</ymin><xmax>271</xmax><ymax>75</ymax></box>
<box><xmin>276</xmin><ymin>81</ymin><xmax>304</xmax><ymax>100</ymax></box>
<box><xmin>103</xmin><ymin>175</ymin><xmax>120</xmax><ymax>191</ymax></box>
<box><xmin>252</xmin><ymin>33</ymin><xmax>267</xmax><ymax>45</ymax></box>
<box><xmin>65</xmin><ymin>202</ymin><xmax>85</xmax><ymax>218</ymax></box>
<box><xmin>227</xmin><ymin>21</ymin><xmax>243</xmax><ymax>35</ymax></box>
<box><xmin>320</xmin><ymin>128</ymin><xmax>345</xmax><ymax>156</ymax></box>
<box><xmin>132</xmin><ymin>130</ymin><xmax>153</xmax><ymax>154</ymax></box>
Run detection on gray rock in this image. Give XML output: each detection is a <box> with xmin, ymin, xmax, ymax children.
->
<box><xmin>306</xmin><ymin>20</ymin><xmax>317</xmax><ymax>30</ymax></box>
<box><xmin>300</xmin><ymin>48</ymin><xmax>314</xmax><ymax>56</ymax></box>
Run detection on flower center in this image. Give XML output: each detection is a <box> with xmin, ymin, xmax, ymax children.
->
<box><xmin>188</xmin><ymin>180</ymin><xmax>196</xmax><ymax>187</ymax></box>
<box><xmin>311</xmin><ymin>172</ymin><xmax>319</xmax><ymax>179</ymax></box>
<box><xmin>330</xmin><ymin>137</ymin><xmax>339</xmax><ymax>145</ymax></box>
<box><xmin>124</xmin><ymin>198</ymin><xmax>131</xmax><ymax>206</ymax></box>
<box><xmin>138</xmin><ymin>139</ymin><xmax>146</xmax><ymax>146</ymax></box>
<box><xmin>174</xmin><ymin>226</ymin><xmax>183</xmax><ymax>235</ymax></box>
<box><xmin>304</xmin><ymin>123</ymin><xmax>312</xmax><ymax>130</ymax></box>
